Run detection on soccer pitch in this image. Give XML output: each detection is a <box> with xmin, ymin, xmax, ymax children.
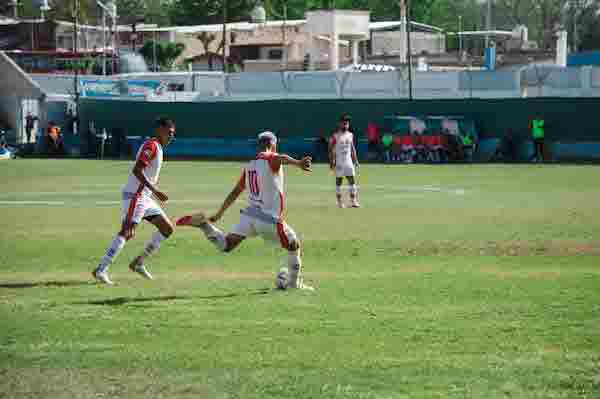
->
<box><xmin>1</xmin><ymin>159</ymin><xmax>599</xmax><ymax>398</ymax></box>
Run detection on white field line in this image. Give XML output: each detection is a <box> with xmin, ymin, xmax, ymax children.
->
<box><xmin>0</xmin><ymin>185</ymin><xmax>466</xmax><ymax>207</ymax></box>
<box><xmin>0</xmin><ymin>185</ymin><xmax>467</xmax><ymax>197</ymax></box>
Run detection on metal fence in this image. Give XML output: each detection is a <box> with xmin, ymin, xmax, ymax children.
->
<box><xmin>29</xmin><ymin>66</ymin><xmax>600</xmax><ymax>102</ymax></box>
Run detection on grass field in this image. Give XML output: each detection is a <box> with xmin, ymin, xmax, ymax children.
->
<box><xmin>1</xmin><ymin>159</ymin><xmax>599</xmax><ymax>399</ymax></box>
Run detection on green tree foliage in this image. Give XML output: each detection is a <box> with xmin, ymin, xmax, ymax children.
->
<box><xmin>573</xmin><ymin>1</ymin><xmax>600</xmax><ymax>51</ymax></box>
<box><xmin>139</xmin><ymin>40</ymin><xmax>185</xmax><ymax>69</ymax></box>
<box><xmin>47</xmin><ymin>0</ymin><xmax>94</xmax><ymax>23</ymax></box>
<box><xmin>168</xmin><ymin>0</ymin><xmax>255</xmax><ymax>25</ymax></box>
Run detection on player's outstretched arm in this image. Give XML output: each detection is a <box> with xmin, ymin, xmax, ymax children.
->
<box><xmin>274</xmin><ymin>154</ymin><xmax>312</xmax><ymax>172</ymax></box>
<box><xmin>210</xmin><ymin>176</ymin><xmax>245</xmax><ymax>222</ymax></box>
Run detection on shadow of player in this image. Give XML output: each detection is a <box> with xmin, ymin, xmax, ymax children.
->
<box><xmin>0</xmin><ymin>280</ymin><xmax>92</xmax><ymax>289</ymax></box>
<box><xmin>76</xmin><ymin>288</ymin><xmax>273</xmax><ymax>306</ymax></box>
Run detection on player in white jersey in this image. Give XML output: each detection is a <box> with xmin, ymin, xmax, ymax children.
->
<box><xmin>176</xmin><ymin>131</ymin><xmax>315</xmax><ymax>290</ymax></box>
<box><xmin>92</xmin><ymin>117</ymin><xmax>176</xmax><ymax>285</ymax></box>
<box><xmin>329</xmin><ymin>114</ymin><xmax>360</xmax><ymax>208</ymax></box>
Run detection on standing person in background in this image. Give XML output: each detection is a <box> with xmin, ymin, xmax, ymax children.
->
<box><xmin>329</xmin><ymin>114</ymin><xmax>360</xmax><ymax>208</ymax></box>
<box><xmin>381</xmin><ymin>131</ymin><xmax>393</xmax><ymax>163</ymax></box>
<box><xmin>25</xmin><ymin>112</ymin><xmax>38</xmax><ymax>145</ymax></box>
<box><xmin>92</xmin><ymin>117</ymin><xmax>176</xmax><ymax>285</ymax></box>
<box><xmin>530</xmin><ymin>116</ymin><xmax>545</xmax><ymax>163</ymax></box>
<box><xmin>45</xmin><ymin>121</ymin><xmax>65</xmax><ymax>157</ymax></box>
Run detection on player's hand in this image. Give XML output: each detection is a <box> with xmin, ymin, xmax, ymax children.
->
<box><xmin>300</xmin><ymin>156</ymin><xmax>312</xmax><ymax>172</ymax></box>
<box><xmin>209</xmin><ymin>211</ymin><xmax>223</xmax><ymax>223</ymax></box>
<box><xmin>153</xmin><ymin>190</ymin><xmax>169</xmax><ymax>203</ymax></box>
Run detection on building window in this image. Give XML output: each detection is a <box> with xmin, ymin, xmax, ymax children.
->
<box><xmin>267</xmin><ymin>49</ymin><xmax>283</xmax><ymax>60</ymax></box>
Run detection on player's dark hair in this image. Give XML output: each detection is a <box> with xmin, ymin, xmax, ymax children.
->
<box><xmin>258</xmin><ymin>138</ymin><xmax>273</xmax><ymax>150</ymax></box>
<box><xmin>155</xmin><ymin>117</ymin><xmax>174</xmax><ymax>128</ymax></box>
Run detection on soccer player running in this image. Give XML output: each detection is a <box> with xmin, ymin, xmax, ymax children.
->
<box><xmin>329</xmin><ymin>114</ymin><xmax>360</xmax><ymax>208</ymax></box>
<box><xmin>92</xmin><ymin>117</ymin><xmax>176</xmax><ymax>285</ymax></box>
<box><xmin>176</xmin><ymin>131</ymin><xmax>314</xmax><ymax>291</ymax></box>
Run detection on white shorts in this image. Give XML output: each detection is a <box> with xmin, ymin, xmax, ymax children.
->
<box><xmin>335</xmin><ymin>163</ymin><xmax>355</xmax><ymax>178</ymax></box>
<box><xmin>121</xmin><ymin>193</ymin><xmax>167</xmax><ymax>225</ymax></box>
<box><xmin>231</xmin><ymin>213</ymin><xmax>298</xmax><ymax>249</ymax></box>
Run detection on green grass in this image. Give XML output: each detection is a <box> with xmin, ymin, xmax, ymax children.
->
<box><xmin>1</xmin><ymin>159</ymin><xmax>599</xmax><ymax>399</ymax></box>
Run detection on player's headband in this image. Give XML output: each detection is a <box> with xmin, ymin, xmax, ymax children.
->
<box><xmin>258</xmin><ymin>131</ymin><xmax>277</xmax><ymax>145</ymax></box>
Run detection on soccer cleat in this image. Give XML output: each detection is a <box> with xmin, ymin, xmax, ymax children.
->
<box><xmin>92</xmin><ymin>269</ymin><xmax>114</xmax><ymax>285</ymax></box>
<box><xmin>295</xmin><ymin>281</ymin><xmax>315</xmax><ymax>291</ymax></box>
<box><xmin>337</xmin><ymin>201</ymin><xmax>346</xmax><ymax>209</ymax></box>
<box><xmin>351</xmin><ymin>201</ymin><xmax>361</xmax><ymax>208</ymax></box>
<box><xmin>288</xmin><ymin>278</ymin><xmax>315</xmax><ymax>291</ymax></box>
<box><xmin>129</xmin><ymin>257</ymin><xmax>154</xmax><ymax>280</ymax></box>
<box><xmin>176</xmin><ymin>212</ymin><xmax>208</xmax><ymax>227</ymax></box>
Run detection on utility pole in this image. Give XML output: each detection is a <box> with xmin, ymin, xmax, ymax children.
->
<box><xmin>458</xmin><ymin>15</ymin><xmax>462</xmax><ymax>58</ymax></box>
<box><xmin>406</xmin><ymin>0</ymin><xmax>413</xmax><ymax>101</ymax></box>
<box><xmin>222</xmin><ymin>0</ymin><xmax>228</xmax><ymax>73</ymax></box>
<box><xmin>485</xmin><ymin>0</ymin><xmax>492</xmax><ymax>48</ymax></box>
<box><xmin>10</xmin><ymin>0</ymin><xmax>18</xmax><ymax>18</ymax></box>
<box><xmin>73</xmin><ymin>0</ymin><xmax>80</xmax><ymax>126</ymax></box>
<box><xmin>571</xmin><ymin>0</ymin><xmax>584</xmax><ymax>52</ymax></box>
<box><xmin>282</xmin><ymin>0</ymin><xmax>288</xmax><ymax>70</ymax></box>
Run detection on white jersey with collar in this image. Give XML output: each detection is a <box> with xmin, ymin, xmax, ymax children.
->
<box><xmin>239</xmin><ymin>151</ymin><xmax>285</xmax><ymax>222</ymax></box>
<box><xmin>330</xmin><ymin>130</ymin><xmax>354</xmax><ymax>166</ymax></box>
<box><xmin>122</xmin><ymin>138</ymin><xmax>163</xmax><ymax>197</ymax></box>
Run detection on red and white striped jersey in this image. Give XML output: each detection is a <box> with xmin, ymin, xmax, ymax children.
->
<box><xmin>330</xmin><ymin>131</ymin><xmax>354</xmax><ymax>166</ymax></box>
<box><xmin>122</xmin><ymin>138</ymin><xmax>163</xmax><ymax>196</ymax></box>
<box><xmin>239</xmin><ymin>151</ymin><xmax>285</xmax><ymax>221</ymax></box>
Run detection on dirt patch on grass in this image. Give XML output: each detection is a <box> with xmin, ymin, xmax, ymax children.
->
<box><xmin>378</xmin><ymin>240</ymin><xmax>600</xmax><ymax>257</ymax></box>
<box><xmin>175</xmin><ymin>270</ymin><xmax>272</xmax><ymax>280</ymax></box>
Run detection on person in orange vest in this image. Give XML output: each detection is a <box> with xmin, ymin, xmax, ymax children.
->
<box><xmin>45</xmin><ymin>121</ymin><xmax>65</xmax><ymax>156</ymax></box>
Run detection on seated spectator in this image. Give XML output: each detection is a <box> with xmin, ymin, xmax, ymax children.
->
<box><xmin>0</xmin><ymin>131</ymin><xmax>14</xmax><ymax>160</ymax></box>
<box><xmin>400</xmin><ymin>134</ymin><xmax>416</xmax><ymax>163</ymax></box>
<box><xmin>391</xmin><ymin>134</ymin><xmax>403</xmax><ymax>162</ymax></box>
<box><xmin>381</xmin><ymin>132</ymin><xmax>393</xmax><ymax>163</ymax></box>
<box><xmin>442</xmin><ymin>128</ymin><xmax>462</xmax><ymax>162</ymax></box>
<box><xmin>45</xmin><ymin>121</ymin><xmax>66</xmax><ymax>157</ymax></box>
<box><xmin>492</xmin><ymin>129</ymin><xmax>518</xmax><ymax>162</ymax></box>
<box><xmin>462</xmin><ymin>133</ymin><xmax>475</xmax><ymax>162</ymax></box>
<box><xmin>366</xmin><ymin>122</ymin><xmax>383</xmax><ymax>161</ymax></box>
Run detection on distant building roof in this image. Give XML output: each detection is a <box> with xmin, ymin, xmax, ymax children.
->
<box><xmin>133</xmin><ymin>19</ymin><xmax>444</xmax><ymax>35</ymax></box>
<box><xmin>449</xmin><ymin>30</ymin><xmax>515</xmax><ymax>39</ymax></box>
<box><xmin>369</xmin><ymin>21</ymin><xmax>444</xmax><ymax>33</ymax></box>
<box><xmin>0</xmin><ymin>16</ymin><xmax>19</xmax><ymax>25</ymax></box>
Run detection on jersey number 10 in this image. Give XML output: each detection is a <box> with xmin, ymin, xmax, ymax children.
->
<box><xmin>248</xmin><ymin>170</ymin><xmax>260</xmax><ymax>196</ymax></box>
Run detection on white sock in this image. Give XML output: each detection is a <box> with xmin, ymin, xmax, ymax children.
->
<box><xmin>138</xmin><ymin>231</ymin><xmax>167</xmax><ymax>263</ymax></box>
<box><xmin>96</xmin><ymin>235</ymin><xmax>126</xmax><ymax>273</ymax></box>
<box><xmin>349</xmin><ymin>184</ymin><xmax>358</xmax><ymax>202</ymax></box>
<box><xmin>336</xmin><ymin>186</ymin><xmax>342</xmax><ymax>202</ymax></box>
<box><xmin>287</xmin><ymin>251</ymin><xmax>302</xmax><ymax>288</ymax></box>
<box><xmin>199</xmin><ymin>223</ymin><xmax>227</xmax><ymax>252</ymax></box>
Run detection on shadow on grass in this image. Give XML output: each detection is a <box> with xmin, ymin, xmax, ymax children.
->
<box><xmin>77</xmin><ymin>288</ymin><xmax>273</xmax><ymax>306</ymax></box>
<box><xmin>0</xmin><ymin>281</ymin><xmax>92</xmax><ymax>289</ymax></box>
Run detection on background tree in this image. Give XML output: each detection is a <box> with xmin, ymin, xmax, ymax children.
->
<box><xmin>46</xmin><ymin>0</ymin><xmax>94</xmax><ymax>23</ymax></box>
<box><xmin>577</xmin><ymin>2</ymin><xmax>600</xmax><ymax>50</ymax></box>
<box><xmin>168</xmin><ymin>0</ymin><xmax>254</xmax><ymax>26</ymax></box>
<box><xmin>139</xmin><ymin>40</ymin><xmax>185</xmax><ymax>70</ymax></box>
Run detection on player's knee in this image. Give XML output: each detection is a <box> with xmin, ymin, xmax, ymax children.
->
<box><xmin>119</xmin><ymin>229</ymin><xmax>134</xmax><ymax>241</ymax></box>
<box><xmin>162</xmin><ymin>224</ymin><xmax>174</xmax><ymax>238</ymax></box>
<box><xmin>288</xmin><ymin>240</ymin><xmax>300</xmax><ymax>252</ymax></box>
